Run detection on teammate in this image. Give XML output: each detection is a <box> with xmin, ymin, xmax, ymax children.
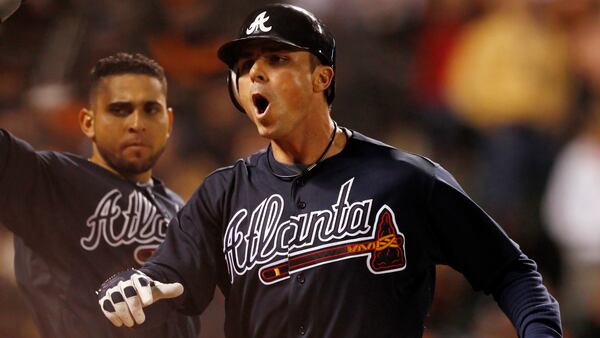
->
<box><xmin>0</xmin><ymin>53</ymin><xmax>198</xmax><ymax>337</ymax></box>
<box><xmin>97</xmin><ymin>5</ymin><xmax>563</xmax><ymax>337</ymax></box>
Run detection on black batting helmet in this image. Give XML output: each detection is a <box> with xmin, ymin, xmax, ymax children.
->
<box><xmin>217</xmin><ymin>3</ymin><xmax>336</xmax><ymax>112</ymax></box>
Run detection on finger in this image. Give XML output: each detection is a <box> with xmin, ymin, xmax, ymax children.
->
<box><xmin>152</xmin><ymin>281</ymin><xmax>184</xmax><ymax>301</ymax></box>
<box><xmin>120</xmin><ymin>279</ymin><xmax>146</xmax><ymax>325</ymax></box>
<box><xmin>99</xmin><ymin>295</ymin><xmax>124</xmax><ymax>327</ymax></box>
<box><xmin>112</xmin><ymin>283</ymin><xmax>135</xmax><ymax>327</ymax></box>
<box><xmin>133</xmin><ymin>274</ymin><xmax>154</xmax><ymax>307</ymax></box>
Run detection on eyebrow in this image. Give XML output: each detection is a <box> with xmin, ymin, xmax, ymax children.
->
<box><xmin>143</xmin><ymin>100</ymin><xmax>162</xmax><ymax>106</ymax></box>
<box><xmin>105</xmin><ymin>101</ymin><xmax>164</xmax><ymax>112</ymax></box>
<box><xmin>107</xmin><ymin>100</ymin><xmax>162</xmax><ymax>105</ymax></box>
<box><xmin>107</xmin><ymin>101</ymin><xmax>133</xmax><ymax>109</ymax></box>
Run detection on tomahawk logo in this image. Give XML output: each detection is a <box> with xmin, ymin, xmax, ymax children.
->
<box><xmin>223</xmin><ymin>178</ymin><xmax>407</xmax><ymax>285</ymax></box>
<box><xmin>246</xmin><ymin>11</ymin><xmax>272</xmax><ymax>35</ymax></box>
<box><xmin>259</xmin><ymin>206</ymin><xmax>406</xmax><ymax>284</ymax></box>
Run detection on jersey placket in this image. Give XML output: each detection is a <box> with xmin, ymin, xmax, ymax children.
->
<box><xmin>139</xmin><ymin>185</ymin><xmax>175</xmax><ymax>221</ymax></box>
<box><xmin>287</xmin><ymin>175</ymin><xmax>309</xmax><ymax>337</ymax></box>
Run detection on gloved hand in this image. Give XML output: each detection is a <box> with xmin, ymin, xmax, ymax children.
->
<box><xmin>96</xmin><ymin>269</ymin><xmax>184</xmax><ymax>327</ymax></box>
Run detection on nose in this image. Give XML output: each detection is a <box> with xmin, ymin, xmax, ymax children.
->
<box><xmin>128</xmin><ymin>110</ymin><xmax>146</xmax><ymax>132</ymax></box>
<box><xmin>249</xmin><ymin>59</ymin><xmax>268</xmax><ymax>83</ymax></box>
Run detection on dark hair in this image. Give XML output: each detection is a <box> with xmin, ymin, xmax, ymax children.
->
<box><xmin>90</xmin><ymin>53</ymin><xmax>167</xmax><ymax>95</ymax></box>
<box><xmin>308</xmin><ymin>53</ymin><xmax>322</xmax><ymax>71</ymax></box>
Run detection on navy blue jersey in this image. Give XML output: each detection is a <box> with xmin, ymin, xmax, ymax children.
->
<box><xmin>0</xmin><ymin>129</ymin><xmax>199</xmax><ymax>338</ymax></box>
<box><xmin>143</xmin><ymin>129</ymin><xmax>558</xmax><ymax>337</ymax></box>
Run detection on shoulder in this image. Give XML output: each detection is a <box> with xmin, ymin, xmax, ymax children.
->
<box><xmin>188</xmin><ymin>148</ymin><xmax>267</xmax><ymax>199</ymax></box>
<box><xmin>348</xmin><ymin>130</ymin><xmax>438</xmax><ymax>174</ymax></box>
<box><xmin>39</xmin><ymin>151</ymin><xmax>85</xmax><ymax>166</ymax></box>
<box><xmin>348</xmin><ymin>130</ymin><xmax>464</xmax><ymax>192</ymax></box>
<box><xmin>203</xmin><ymin>148</ymin><xmax>267</xmax><ymax>183</ymax></box>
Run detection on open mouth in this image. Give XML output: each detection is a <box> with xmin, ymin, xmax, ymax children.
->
<box><xmin>252</xmin><ymin>94</ymin><xmax>270</xmax><ymax>115</ymax></box>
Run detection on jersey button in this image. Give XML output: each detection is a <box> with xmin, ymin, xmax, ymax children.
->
<box><xmin>297</xmin><ymin>201</ymin><xmax>306</xmax><ymax>209</ymax></box>
<box><xmin>296</xmin><ymin>273</ymin><xmax>305</xmax><ymax>284</ymax></box>
<box><xmin>298</xmin><ymin>325</ymin><xmax>306</xmax><ymax>335</ymax></box>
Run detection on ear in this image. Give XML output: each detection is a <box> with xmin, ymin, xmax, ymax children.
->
<box><xmin>312</xmin><ymin>65</ymin><xmax>334</xmax><ymax>94</ymax></box>
<box><xmin>166</xmin><ymin>107</ymin><xmax>174</xmax><ymax>138</ymax></box>
<box><xmin>79</xmin><ymin>108</ymin><xmax>95</xmax><ymax>139</ymax></box>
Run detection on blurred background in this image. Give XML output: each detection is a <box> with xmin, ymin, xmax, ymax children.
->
<box><xmin>1</xmin><ymin>0</ymin><xmax>600</xmax><ymax>337</ymax></box>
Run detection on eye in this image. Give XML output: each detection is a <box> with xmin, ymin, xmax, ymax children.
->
<box><xmin>237</xmin><ymin>58</ymin><xmax>255</xmax><ymax>75</ymax></box>
<box><xmin>144</xmin><ymin>103</ymin><xmax>162</xmax><ymax>115</ymax></box>
<box><xmin>267</xmin><ymin>54</ymin><xmax>288</xmax><ymax>64</ymax></box>
<box><xmin>108</xmin><ymin>103</ymin><xmax>132</xmax><ymax>116</ymax></box>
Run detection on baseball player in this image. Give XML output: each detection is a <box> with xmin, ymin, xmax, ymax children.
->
<box><xmin>0</xmin><ymin>53</ymin><xmax>198</xmax><ymax>337</ymax></box>
<box><xmin>97</xmin><ymin>4</ymin><xmax>562</xmax><ymax>337</ymax></box>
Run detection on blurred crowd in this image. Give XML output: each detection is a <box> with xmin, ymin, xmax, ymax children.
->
<box><xmin>1</xmin><ymin>0</ymin><xmax>600</xmax><ymax>337</ymax></box>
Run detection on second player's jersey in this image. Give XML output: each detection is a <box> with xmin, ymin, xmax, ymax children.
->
<box><xmin>143</xmin><ymin>129</ymin><xmax>522</xmax><ymax>338</ymax></box>
<box><xmin>0</xmin><ymin>129</ymin><xmax>198</xmax><ymax>338</ymax></box>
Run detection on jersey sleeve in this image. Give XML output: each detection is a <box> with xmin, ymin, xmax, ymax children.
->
<box><xmin>492</xmin><ymin>254</ymin><xmax>563</xmax><ymax>337</ymax></box>
<box><xmin>0</xmin><ymin>129</ymin><xmax>55</xmax><ymax>239</ymax></box>
<box><xmin>141</xmin><ymin>174</ymin><xmax>228</xmax><ymax>316</ymax></box>
<box><xmin>424</xmin><ymin>163</ymin><xmax>522</xmax><ymax>292</ymax></box>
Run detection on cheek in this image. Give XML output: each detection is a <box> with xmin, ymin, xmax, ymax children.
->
<box><xmin>94</xmin><ymin>119</ymin><xmax>121</xmax><ymax>146</ymax></box>
<box><xmin>98</xmin><ymin>134</ymin><xmax>120</xmax><ymax>150</ymax></box>
<box><xmin>148</xmin><ymin>120</ymin><xmax>170</xmax><ymax>143</ymax></box>
<box><xmin>237</xmin><ymin>79</ymin><xmax>254</xmax><ymax>110</ymax></box>
<box><xmin>276</xmin><ymin>73</ymin><xmax>312</xmax><ymax>106</ymax></box>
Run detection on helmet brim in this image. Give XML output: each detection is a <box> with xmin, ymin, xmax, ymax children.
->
<box><xmin>217</xmin><ymin>36</ymin><xmax>308</xmax><ymax>69</ymax></box>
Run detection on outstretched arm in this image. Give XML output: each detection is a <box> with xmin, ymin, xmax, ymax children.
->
<box><xmin>0</xmin><ymin>129</ymin><xmax>44</xmax><ymax>234</ymax></box>
<box><xmin>0</xmin><ymin>129</ymin><xmax>59</xmax><ymax>246</ymax></box>
<box><xmin>425</xmin><ymin>162</ymin><xmax>562</xmax><ymax>337</ymax></box>
<box><xmin>96</xmin><ymin>172</ymin><xmax>228</xmax><ymax>327</ymax></box>
<box><xmin>493</xmin><ymin>255</ymin><xmax>562</xmax><ymax>338</ymax></box>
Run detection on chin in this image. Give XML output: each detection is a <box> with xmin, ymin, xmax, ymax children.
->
<box><xmin>253</xmin><ymin>120</ymin><xmax>281</xmax><ymax>139</ymax></box>
<box><xmin>111</xmin><ymin>155</ymin><xmax>155</xmax><ymax>177</ymax></box>
<box><xmin>255</xmin><ymin>126</ymin><xmax>276</xmax><ymax>140</ymax></box>
<box><xmin>97</xmin><ymin>144</ymin><xmax>162</xmax><ymax>178</ymax></box>
<box><xmin>119</xmin><ymin>163</ymin><xmax>153</xmax><ymax>178</ymax></box>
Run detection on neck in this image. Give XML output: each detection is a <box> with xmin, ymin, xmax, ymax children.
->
<box><xmin>271</xmin><ymin>120</ymin><xmax>346</xmax><ymax>165</ymax></box>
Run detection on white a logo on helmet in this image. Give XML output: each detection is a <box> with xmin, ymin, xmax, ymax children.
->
<box><xmin>246</xmin><ymin>11</ymin><xmax>272</xmax><ymax>35</ymax></box>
